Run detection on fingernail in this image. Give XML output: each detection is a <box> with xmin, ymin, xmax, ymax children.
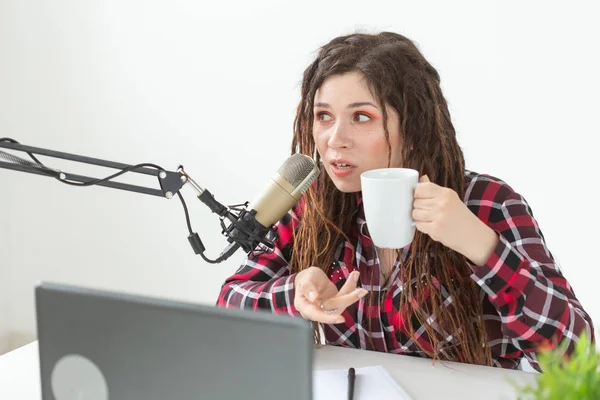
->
<box><xmin>356</xmin><ymin>289</ymin><xmax>368</xmax><ymax>298</ymax></box>
<box><xmin>336</xmin><ymin>317</ymin><xmax>345</xmax><ymax>324</ymax></box>
<box><xmin>307</xmin><ymin>291</ymin><xmax>316</xmax><ymax>302</ymax></box>
<box><xmin>352</xmin><ymin>271</ymin><xmax>359</xmax><ymax>281</ymax></box>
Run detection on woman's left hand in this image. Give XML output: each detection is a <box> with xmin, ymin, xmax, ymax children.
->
<box><xmin>412</xmin><ymin>175</ymin><xmax>499</xmax><ymax>265</ymax></box>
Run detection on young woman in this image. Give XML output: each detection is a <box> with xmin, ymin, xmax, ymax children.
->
<box><xmin>216</xmin><ymin>31</ymin><xmax>594</xmax><ymax>371</ymax></box>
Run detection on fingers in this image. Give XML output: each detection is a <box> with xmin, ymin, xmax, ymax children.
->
<box><xmin>413</xmin><ymin>198</ymin><xmax>435</xmax><ymax>210</ymax></box>
<box><xmin>414</xmin><ymin>176</ymin><xmax>444</xmax><ymax>200</ymax></box>
<box><xmin>311</xmin><ymin>271</ymin><xmax>367</xmax><ymax>323</ymax></box>
<box><xmin>414</xmin><ymin>182</ymin><xmax>439</xmax><ymax>199</ymax></box>
<box><xmin>296</xmin><ymin>297</ymin><xmax>345</xmax><ymax>324</ymax></box>
<box><xmin>337</xmin><ymin>270</ymin><xmax>360</xmax><ymax>296</ymax></box>
<box><xmin>297</xmin><ymin>281</ymin><xmax>319</xmax><ymax>302</ymax></box>
<box><xmin>412</xmin><ymin>208</ymin><xmax>433</xmax><ymax>223</ymax></box>
<box><xmin>320</xmin><ymin>288</ymin><xmax>368</xmax><ymax>315</ymax></box>
<box><xmin>294</xmin><ymin>269</ymin><xmax>369</xmax><ymax>325</ymax></box>
<box><xmin>319</xmin><ymin>282</ymin><xmax>340</xmax><ymax>301</ymax></box>
<box><xmin>415</xmin><ymin>221</ymin><xmax>435</xmax><ymax>237</ymax></box>
<box><xmin>295</xmin><ymin>266</ymin><xmax>330</xmax><ymax>302</ymax></box>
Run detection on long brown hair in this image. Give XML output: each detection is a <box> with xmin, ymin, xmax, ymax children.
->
<box><xmin>290</xmin><ymin>31</ymin><xmax>492</xmax><ymax>366</ymax></box>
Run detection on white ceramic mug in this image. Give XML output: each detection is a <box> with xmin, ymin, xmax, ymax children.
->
<box><xmin>360</xmin><ymin>168</ymin><xmax>419</xmax><ymax>248</ymax></box>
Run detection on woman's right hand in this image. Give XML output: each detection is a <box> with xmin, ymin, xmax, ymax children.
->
<box><xmin>294</xmin><ymin>266</ymin><xmax>368</xmax><ymax>324</ymax></box>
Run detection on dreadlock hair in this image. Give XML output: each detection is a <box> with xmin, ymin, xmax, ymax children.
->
<box><xmin>290</xmin><ymin>31</ymin><xmax>492</xmax><ymax>366</ymax></box>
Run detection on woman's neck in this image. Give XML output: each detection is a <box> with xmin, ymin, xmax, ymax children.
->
<box><xmin>376</xmin><ymin>246</ymin><xmax>399</xmax><ymax>278</ymax></box>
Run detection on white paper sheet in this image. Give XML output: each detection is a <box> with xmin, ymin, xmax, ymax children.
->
<box><xmin>313</xmin><ymin>365</ymin><xmax>413</xmax><ymax>400</ymax></box>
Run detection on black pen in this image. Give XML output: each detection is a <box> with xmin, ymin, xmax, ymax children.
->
<box><xmin>347</xmin><ymin>367</ymin><xmax>356</xmax><ymax>400</ymax></box>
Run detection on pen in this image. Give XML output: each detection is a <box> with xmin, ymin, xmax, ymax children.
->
<box><xmin>347</xmin><ymin>367</ymin><xmax>355</xmax><ymax>400</ymax></box>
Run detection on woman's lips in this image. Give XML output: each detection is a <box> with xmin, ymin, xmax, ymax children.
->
<box><xmin>330</xmin><ymin>160</ymin><xmax>357</xmax><ymax>177</ymax></box>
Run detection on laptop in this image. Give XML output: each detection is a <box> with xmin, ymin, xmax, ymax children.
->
<box><xmin>34</xmin><ymin>281</ymin><xmax>313</xmax><ymax>400</ymax></box>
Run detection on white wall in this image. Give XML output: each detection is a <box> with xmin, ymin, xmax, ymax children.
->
<box><xmin>1</xmin><ymin>0</ymin><xmax>599</xmax><ymax>354</ymax></box>
<box><xmin>0</xmin><ymin>207</ymin><xmax>9</xmax><ymax>354</ymax></box>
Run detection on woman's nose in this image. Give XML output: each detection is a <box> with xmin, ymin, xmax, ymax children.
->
<box><xmin>327</xmin><ymin>121</ymin><xmax>353</xmax><ymax>149</ymax></box>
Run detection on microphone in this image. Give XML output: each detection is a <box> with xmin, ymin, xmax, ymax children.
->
<box><xmin>195</xmin><ymin>153</ymin><xmax>319</xmax><ymax>261</ymax></box>
<box><xmin>248</xmin><ymin>153</ymin><xmax>319</xmax><ymax>228</ymax></box>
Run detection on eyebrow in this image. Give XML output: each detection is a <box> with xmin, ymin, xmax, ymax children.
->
<box><xmin>314</xmin><ymin>101</ymin><xmax>379</xmax><ymax>109</ymax></box>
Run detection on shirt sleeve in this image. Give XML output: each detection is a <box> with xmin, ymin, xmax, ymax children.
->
<box><xmin>467</xmin><ymin>179</ymin><xmax>595</xmax><ymax>371</ymax></box>
<box><xmin>215</xmin><ymin>201</ymin><xmax>303</xmax><ymax>317</ymax></box>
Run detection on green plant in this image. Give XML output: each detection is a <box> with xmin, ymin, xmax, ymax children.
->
<box><xmin>513</xmin><ymin>332</ymin><xmax>600</xmax><ymax>399</ymax></box>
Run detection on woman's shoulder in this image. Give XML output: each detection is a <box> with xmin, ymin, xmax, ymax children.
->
<box><xmin>463</xmin><ymin>169</ymin><xmax>523</xmax><ymax>204</ymax></box>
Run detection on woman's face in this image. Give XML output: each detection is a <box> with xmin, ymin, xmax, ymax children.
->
<box><xmin>312</xmin><ymin>71</ymin><xmax>403</xmax><ymax>193</ymax></box>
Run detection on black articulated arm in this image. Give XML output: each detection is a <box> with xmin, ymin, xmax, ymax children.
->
<box><xmin>0</xmin><ymin>138</ymin><xmax>276</xmax><ymax>264</ymax></box>
<box><xmin>0</xmin><ymin>139</ymin><xmax>185</xmax><ymax>197</ymax></box>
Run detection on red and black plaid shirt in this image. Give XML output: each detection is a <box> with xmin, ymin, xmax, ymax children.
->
<box><xmin>216</xmin><ymin>170</ymin><xmax>594</xmax><ymax>370</ymax></box>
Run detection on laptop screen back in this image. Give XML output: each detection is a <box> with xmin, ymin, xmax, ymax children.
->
<box><xmin>35</xmin><ymin>282</ymin><xmax>313</xmax><ymax>400</ymax></box>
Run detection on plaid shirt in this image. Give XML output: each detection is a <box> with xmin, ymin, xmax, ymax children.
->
<box><xmin>217</xmin><ymin>170</ymin><xmax>594</xmax><ymax>370</ymax></box>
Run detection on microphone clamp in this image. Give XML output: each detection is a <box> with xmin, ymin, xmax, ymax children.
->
<box><xmin>178</xmin><ymin>166</ymin><xmax>277</xmax><ymax>259</ymax></box>
<box><xmin>198</xmin><ymin>190</ymin><xmax>277</xmax><ymax>254</ymax></box>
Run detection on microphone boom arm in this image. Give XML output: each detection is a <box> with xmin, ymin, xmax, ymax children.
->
<box><xmin>0</xmin><ymin>138</ymin><xmax>276</xmax><ymax>263</ymax></box>
<box><xmin>0</xmin><ymin>140</ymin><xmax>186</xmax><ymax>198</ymax></box>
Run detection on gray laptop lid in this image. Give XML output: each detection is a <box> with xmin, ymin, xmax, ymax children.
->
<box><xmin>35</xmin><ymin>282</ymin><xmax>313</xmax><ymax>400</ymax></box>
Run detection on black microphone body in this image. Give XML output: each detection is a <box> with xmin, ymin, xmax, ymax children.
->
<box><xmin>198</xmin><ymin>154</ymin><xmax>319</xmax><ymax>261</ymax></box>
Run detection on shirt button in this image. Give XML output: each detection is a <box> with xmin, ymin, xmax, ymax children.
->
<box><xmin>485</xmin><ymin>278</ymin><xmax>493</xmax><ymax>285</ymax></box>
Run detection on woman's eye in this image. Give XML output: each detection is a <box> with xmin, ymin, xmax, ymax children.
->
<box><xmin>317</xmin><ymin>112</ymin><xmax>332</xmax><ymax>121</ymax></box>
<box><xmin>354</xmin><ymin>113</ymin><xmax>371</xmax><ymax>122</ymax></box>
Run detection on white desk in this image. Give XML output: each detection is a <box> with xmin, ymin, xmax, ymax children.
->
<box><xmin>0</xmin><ymin>341</ymin><xmax>538</xmax><ymax>399</ymax></box>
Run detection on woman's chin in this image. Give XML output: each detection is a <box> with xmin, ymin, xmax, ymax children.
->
<box><xmin>331</xmin><ymin>178</ymin><xmax>361</xmax><ymax>193</ymax></box>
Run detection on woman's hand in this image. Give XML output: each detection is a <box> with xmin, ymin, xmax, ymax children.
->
<box><xmin>412</xmin><ymin>175</ymin><xmax>499</xmax><ymax>265</ymax></box>
<box><xmin>294</xmin><ymin>267</ymin><xmax>367</xmax><ymax>324</ymax></box>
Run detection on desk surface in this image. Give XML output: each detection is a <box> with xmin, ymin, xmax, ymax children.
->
<box><xmin>0</xmin><ymin>341</ymin><xmax>538</xmax><ymax>399</ymax></box>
